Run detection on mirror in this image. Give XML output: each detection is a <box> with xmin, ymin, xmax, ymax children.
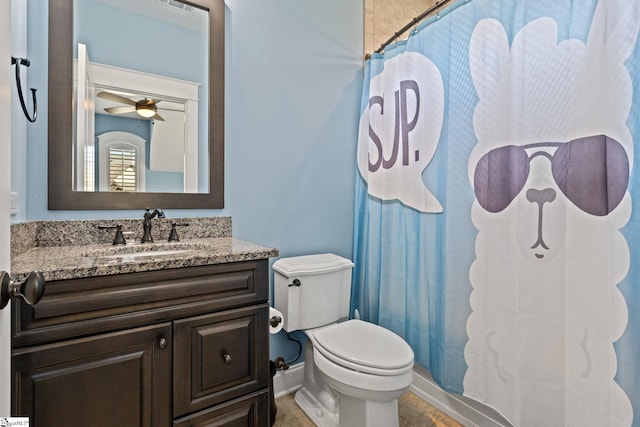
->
<box><xmin>48</xmin><ymin>0</ymin><xmax>224</xmax><ymax>209</ymax></box>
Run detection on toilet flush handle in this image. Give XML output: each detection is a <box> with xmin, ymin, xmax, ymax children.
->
<box><xmin>288</xmin><ymin>279</ymin><xmax>301</xmax><ymax>287</ymax></box>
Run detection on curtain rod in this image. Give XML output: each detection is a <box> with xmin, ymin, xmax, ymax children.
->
<box><xmin>366</xmin><ymin>0</ymin><xmax>457</xmax><ymax>59</ymax></box>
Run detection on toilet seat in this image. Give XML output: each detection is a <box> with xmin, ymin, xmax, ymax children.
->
<box><xmin>310</xmin><ymin>319</ymin><xmax>414</xmax><ymax>376</ymax></box>
<box><xmin>312</xmin><ymin>341</ymin><xmax>414</xmax><ymax>393</ymax></box>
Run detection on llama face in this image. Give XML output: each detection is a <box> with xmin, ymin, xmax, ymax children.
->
<box><xmin>472</xmin><ymin>135</ymin><xmax>629</xmax><ymax>263</ymax></box>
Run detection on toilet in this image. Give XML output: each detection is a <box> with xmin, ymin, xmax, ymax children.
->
<box><xmin>273</xmin><ymin>253</ymin><xmax>414</xmax><ymax>427</ymax></box>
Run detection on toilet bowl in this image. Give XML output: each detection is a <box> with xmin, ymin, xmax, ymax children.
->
<box><xmin>299</xmin><ymin>319</ymin><xmax>413</xmax><ymax>427</ymax></box>
<box><xmin>273</xmin><ymin>254</ymin><xmax>415</xmax><ymax>427</ymax></box>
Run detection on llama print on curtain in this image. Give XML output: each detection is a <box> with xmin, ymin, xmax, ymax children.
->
<box><xmin>463</xmin><ymin>2</ymin><xmax>637</xmax><ymax>425</ymax></box>
<box><xmin>353</xmin><ymin>0</ymin><xmax>640</xmax><ymax>425</ymax></box>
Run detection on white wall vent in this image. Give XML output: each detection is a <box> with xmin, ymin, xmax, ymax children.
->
<box><xmin>158</xmin><ymin>0</ymin><xmax>193</xmax><ymax>13</ymax></box>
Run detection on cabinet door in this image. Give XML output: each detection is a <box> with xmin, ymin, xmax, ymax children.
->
<box><xmin>173</xmin><ymin>304</ymin><xmax>269</xmax><ymax>417</ymax></box>
<box><xmin>173</xmin><ymin>391</ymin><xmax>268</xmax><ymax>427</ymax></box>
<box><xmin>13</xmin><ymin>323</ymin><xmax>171</xmax><ymax>427</ymax></box>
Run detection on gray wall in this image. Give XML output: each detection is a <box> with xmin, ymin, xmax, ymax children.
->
<box><xmin>18</xmin><ymin>0</ymin><xmax>363</xmax><ymax>362</ymax></box>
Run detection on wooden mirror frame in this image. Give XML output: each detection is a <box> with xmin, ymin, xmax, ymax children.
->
<box><xmin>48</xmin><ymin>0</ymin><xmax>224</xmax><ymax>210</ymax></box>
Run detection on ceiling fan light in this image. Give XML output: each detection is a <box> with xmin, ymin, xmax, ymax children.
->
<box><xmin>136</xmin><ymin>105</ymin><xmax>156</xmax><ymax>118</ymax></box>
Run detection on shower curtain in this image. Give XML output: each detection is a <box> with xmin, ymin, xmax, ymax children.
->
<box><xmin>352</xmin><ymin>0</ymin><xmax>640</xmax><ymax>425</ymax></box>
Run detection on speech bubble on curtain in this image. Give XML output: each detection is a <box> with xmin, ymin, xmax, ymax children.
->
<box><xmin>357</xmin><ymin>51</ymin><xmax>444</xmax><ymax>213</ymax></box>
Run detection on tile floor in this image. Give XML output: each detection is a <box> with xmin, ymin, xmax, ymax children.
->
<box><xmin>274</xmin><ymin>390</ymin><xmax>463</xmax><ymax>427</ymax></box>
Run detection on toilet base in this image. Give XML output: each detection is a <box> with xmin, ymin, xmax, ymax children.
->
<box><xmin>339</xmin><ymin>394</ymin><xmax>400</xmax><ymax>427</ymax></box>
<box><xmin>295</xmin><ymin>385</ymin><xmax>402</xmax><ymax>427</ymax></box>
<box><xmin>295</xmin><ymin>385</ymin><xmax>339</xmax><ymax>427</ymax></box>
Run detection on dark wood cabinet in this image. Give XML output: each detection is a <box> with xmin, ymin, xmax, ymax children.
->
<box><xmin>13</xmin><ymin>323</ymin><xmax>171</xmax><ymax>427</ymax></box>
<box><xmin>174</xmin><ymin>306</ymin><xmax>269</xmax><ymax>417</ymax></box>
<box><xmin>12</xmin><ymin>260</ymin><xmax>270</xmax><ymax>427</ymax></box>
<box><xmin>173</xmin><ymin>391</ymin><xmax>269</xmax><ymax>427</ymax></box>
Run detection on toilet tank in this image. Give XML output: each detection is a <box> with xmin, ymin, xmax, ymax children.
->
<box><xmin>273</xmin><ymin>253</ymin><xmax>354</xmax><ymax>331</ymax></box>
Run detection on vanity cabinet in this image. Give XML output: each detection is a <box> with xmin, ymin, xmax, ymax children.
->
<box><xmin>11</xmin><ymin>260</ymin><xmax>270</xmax><ymax>427</ymax></box>
<box><xmin>13</xmin><ymin>324</ymin><xmax>172</xmax><ymax>427</ymax></box>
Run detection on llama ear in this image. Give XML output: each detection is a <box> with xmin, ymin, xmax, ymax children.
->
<box><xmin>588</xmin><ymin>0</ymin><xmax>640</xmax><ymax>64</ymax></box>
<box><xmin>469</xmin><ymin>19</ymin><xmax>510</xmax><ymax>100</ymax></box>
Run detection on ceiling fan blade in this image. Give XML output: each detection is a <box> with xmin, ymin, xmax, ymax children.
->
<box><xmin>153</xmin><ymin>113</ymin><xmax>165</xmax><ymax>121</ymax></box>
<box><xmin>104</xmin><ymin>106</ymin><xmax>136</xmax><ymax>114</ymax></box>
<box><xmin>97</xmin><ymin>92</ymin><xmax>136</xmax><ymax>106</ymax></box>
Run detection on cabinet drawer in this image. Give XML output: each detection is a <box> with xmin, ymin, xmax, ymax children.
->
<box><xmin>173</xmin><ymin>304</ymin><xmax>269</xmax><ymax>417</ymax></box>
<box><xmin>173</xmin><ymin>390</ymin><xmax>268</xmax><ymax>427</ymax></box>
<box><xmin>13</xmin><ymin>260</ymin><xmax>269</xmax><ymax>348</ymax></box>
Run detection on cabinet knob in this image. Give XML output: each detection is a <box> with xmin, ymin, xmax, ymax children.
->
<box><xmin>0</xmin><ymin>270</ymin><xmax>46</xmax><ymax>310</ymax></box>
<box><xmin>223</xmin><ymin>353</ymin><xmax>232</xmax><ymax>365</ymax></box>
<box><xmin>158</xmin><ymin>337</ymin><xmax>167</xmax><ymax>350</ymax></box>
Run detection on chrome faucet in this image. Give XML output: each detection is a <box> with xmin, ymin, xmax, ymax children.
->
<box><xmin>141</xmin><ymin>208</ymin><xmax>165</xmax><ymax>243</ymax></box>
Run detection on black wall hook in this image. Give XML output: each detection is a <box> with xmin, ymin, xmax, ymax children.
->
<box><xmin>11</xmin><ymin>56</ymin><xmax>37</xmax><ymax>123</ymax></box>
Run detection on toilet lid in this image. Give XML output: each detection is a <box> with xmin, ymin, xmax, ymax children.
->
<box><xmin>312</xmin><ymin>320</ymin><xmax>414</xmax><ymax>374</ymax></box>
<box><xmin>273</xmin><ymin>253</ymin><xmax>354</xmax><ymax>276</ymax></box>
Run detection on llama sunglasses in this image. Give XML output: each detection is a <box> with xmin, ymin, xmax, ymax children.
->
<box><xmin>473</xmin><ymin>135</ymin><xmax>629</xmax><ymax>216</ymax></box>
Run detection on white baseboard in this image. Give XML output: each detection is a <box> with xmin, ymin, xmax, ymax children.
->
<box><xmin>272</xmin><ymin>362</ymin><xmax>512</xmax><ymax>427</ymax></box>
<box><xmin>409</xmin><ymin>365</ymin><xmax>511</xmax><ymax>427</ymax></box>
<box><xmin>273</xmin><ymin>362</ymin><xmax>305</xmax><ymax>399</ymax></box>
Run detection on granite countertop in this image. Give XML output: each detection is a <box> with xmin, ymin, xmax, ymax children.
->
<box><xmin>12</xmin><ymin>237</ymin><xmax>279</xmax><ymax>282</ymax></box>
<box><xmin>10</xmin><ymin>217</ymin><xmax>279</xmax><ymax>282</ymax></box>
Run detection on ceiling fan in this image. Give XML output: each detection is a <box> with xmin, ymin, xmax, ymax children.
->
<box><xmin>97</xmin><ymin>91</ymin><xmax>165</xmax><ymax>121</ymax></box>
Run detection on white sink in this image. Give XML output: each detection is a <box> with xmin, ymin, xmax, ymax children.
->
<box><xmin>82</xmin><ymin>242</ymin><xmax>204</xmax><ymax>260</ymax></box>
<box><xmin>99</xmin><ymin>249</ymin><xmax>191</xmax><ymax>260</ymax></box>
